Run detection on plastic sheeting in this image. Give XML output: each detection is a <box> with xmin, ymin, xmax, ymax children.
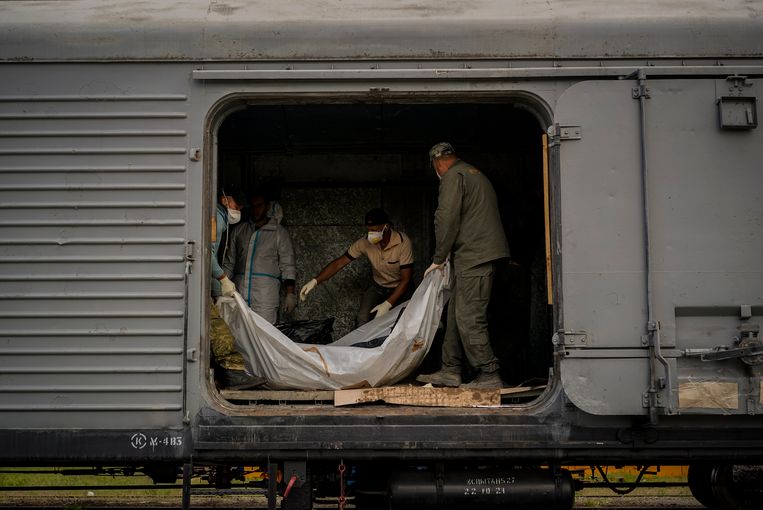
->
<box><xmin>217</xmin><ymin>263</ymin><xmax>450</xmax><ymax>390</ymax></box>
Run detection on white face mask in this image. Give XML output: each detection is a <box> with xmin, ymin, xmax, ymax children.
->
<box><xmin>227</xmin><ymin>208</ymin><xmax>241</xmax><ymax>225</ymax></box>
<box><xmin>367</xmin><ymin>225</ymin><xmax>387</xmax><ymax>244</ymax></box>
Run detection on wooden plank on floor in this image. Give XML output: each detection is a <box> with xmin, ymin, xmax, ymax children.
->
<box><xmin>220</xmin><ymin>389</ymin><xmax>335</xmax><ymax>401</ymax></box>
<box><xmin>500</xmin><ymin>385</ymin><xmax>546</xmax><ymax>396</ymax></box>
<box><xmin>221</xmin><ymin>384</ymin><xmax>546</xmax><ymax>405</ymax></box>
<box><xmin>334</xmin><ymin>385</ymin><xmax>501</xmax><ymax>407</ymax></box>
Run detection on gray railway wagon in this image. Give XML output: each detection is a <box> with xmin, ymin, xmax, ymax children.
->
<box><xmin>1</xmin><ymin>1</ymin><xmax>762</xmax><ymax>508</ymax></box>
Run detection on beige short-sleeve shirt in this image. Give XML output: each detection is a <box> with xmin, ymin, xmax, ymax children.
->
<box><xmin>346</xmin><ymin>229</ymin><xmax>414</xmax><ymax>288</ymax></box>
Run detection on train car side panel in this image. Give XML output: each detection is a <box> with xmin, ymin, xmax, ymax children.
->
<box><xmin>557</xmin><ymin>77</ymin><xmax>763</xmax><ymax>416</ymax></box>
<box><xmin>0</xmin><ymin>63</ymin><xmax>196</xmax><ymax>430</ymax></box>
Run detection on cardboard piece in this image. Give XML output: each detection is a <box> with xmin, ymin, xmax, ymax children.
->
<box><xmin>678</xmin><ymin>381</ymin><xmax>739</xmax><ymax>410</ymax></box>
<box><xmin>334</xmin><ymin>385</ymin><xmax>501</xmax><ymax>407</ymax></box>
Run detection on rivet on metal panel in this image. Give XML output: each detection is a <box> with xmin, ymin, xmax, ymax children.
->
<box><xmin>189</xmin><ymin>148</ymin><xmax>202</xmax><ymax>161</ymax></box>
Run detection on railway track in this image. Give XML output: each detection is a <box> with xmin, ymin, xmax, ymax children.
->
<box><xmin>0</xmin><ymin>468</ymin><xmax>705</xmax><ymax>509</ymax></box>
<box><xmin>0</xmin><ymin>501</ymin><xmax>705</xmax><ymax>510</ymax></box>
<box><xmin>0</xmin><ymin>496</ymin><xmax>706</xmax><ymax>510</ymax></box>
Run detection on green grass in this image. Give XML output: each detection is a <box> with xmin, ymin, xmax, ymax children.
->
<box><xmin>1</xmin><ymin>467</ymin><xmax>702</xmax><ymax>508</ymax></box>
<box><xmin>573</xmin><ymin>475</ymin><xmax>701</xmax><ymax>508</ymax></box>
<box><xmin>0</xmin><ymin>467</ymin><xmax>183</xmax><ymax>497</ymax></box>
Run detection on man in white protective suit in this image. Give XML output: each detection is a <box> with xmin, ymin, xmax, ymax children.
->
<box><xmin>211</xmin><ymin>188</ymin><xmax>244</xmax><ymax>299</ymax></box>
<box><xmin>222</xmin><ymin>192</ymin><xmax>298</xmax><ymax>324</ymax></box>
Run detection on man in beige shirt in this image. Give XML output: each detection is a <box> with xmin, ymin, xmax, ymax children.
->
<box><xmin>299</xmin><ymin>208</ymin><xmax>414</xmax><ymax>326</ymax></box>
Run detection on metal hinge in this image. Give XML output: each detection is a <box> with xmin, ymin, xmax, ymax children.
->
<box><xmin>559</xmin><ymin>125</ymin><xmax>582</xmax><ymax>140</ymax></box>
<box><xmin>547</xmin><ymin>124</ymin><xmax>582</xmax><ymax>143</ymax></box>
<box><xmin>632</xmin><ymin>69</ymin><xmax>650</xmax><ymax>100</ymax></box>
<box><xmin>632</xmin><ymin>85</ymin><xmax>651</xmax><ymax>99</ymax></box>
<box><xmin>186</xmin><ymin>348</ymin><xmax>197</xmax><ymax>362</ymax></box>
<box><xmin>553</xmin><ymin>330</ymin><xmax>589</xmax><ymax>348</ymax></box>
<box><xmin>642</xmin><ymin>389</ymin><xmax>666</xmax><ymax>409</ymax></box>
<box><xmin>725</xmin><ymin>74</ymin><xmax>752</xmax><ymax>95</ymax></box>
<box><xmin>184</xmin><ymin>241</ymin><xmax>195</xmax><ymax>275</ymax></box>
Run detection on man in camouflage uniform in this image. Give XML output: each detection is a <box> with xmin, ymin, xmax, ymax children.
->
<box><xmin>417</xmin><ymin>143</ymin><xmax>510</xmax><ymax>389</ymax></box>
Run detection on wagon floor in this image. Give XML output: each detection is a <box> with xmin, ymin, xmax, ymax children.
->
<box><xmin>219</xmin><ymin>384</ymin><xmax>545</xmax><ymax>408</ymax></box>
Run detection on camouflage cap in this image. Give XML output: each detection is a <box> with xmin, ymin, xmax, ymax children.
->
<box><xmin>429</xmin><ymin>142</ymin><xmax>455</xmax><ymax>162</ymax></box>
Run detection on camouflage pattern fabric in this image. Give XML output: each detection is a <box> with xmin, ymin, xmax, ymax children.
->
<box><xmin>210</xmin><ymin>299</ymin><xmax>246</xmax><ymax>371</ymax></box>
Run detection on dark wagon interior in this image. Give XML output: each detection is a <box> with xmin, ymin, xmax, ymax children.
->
<box><xmin>212</xmin><ymin>99</ymin><xmax>552</xmax><ymax>404</ymax></box>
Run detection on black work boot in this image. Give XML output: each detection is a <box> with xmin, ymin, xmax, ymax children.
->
<box><xmin>225</xmin><ymin>370</ymin><xmax>267</xmax><ymax>391</ymax></box>
<box><xmin>228</xmin><ymin>375</ymin><xmax>267</xmax><ymax>391</ymax></box>
<box><xmin>460</xmin><ymin>371</ymin><xmax>505</xmax><ymax>389</ymax></box>
<box><xmin>416</xmin><ymin>368</ymin><xmax>461</xmax><ymax>387</ymax></box>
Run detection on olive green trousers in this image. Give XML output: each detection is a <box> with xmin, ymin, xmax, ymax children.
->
<box><xmin>440</xmin><ymin>261</ymin><xmax>500</xmax><ymax>374</ymax></box>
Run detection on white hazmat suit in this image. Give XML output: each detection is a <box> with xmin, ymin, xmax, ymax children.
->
<box><xmin>222</xmin><ymin>208</ymin><xmax>296</xmax><ymax>324</ymax></box>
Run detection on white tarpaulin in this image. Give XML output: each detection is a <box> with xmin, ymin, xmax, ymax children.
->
<box><xmin>217</xmin><ymin>263</ymin><xmax>451</xmax><ymax>390</ymax></box>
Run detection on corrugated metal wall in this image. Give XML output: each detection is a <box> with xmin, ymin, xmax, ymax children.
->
<box><xmin>0</xmin><ymin>65</ymin><xmax>190</xmax><ymax>428</ymax></box>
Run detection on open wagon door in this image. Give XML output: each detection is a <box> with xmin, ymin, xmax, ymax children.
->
<box><xmin>552</xmin><ymin>75</ymin><xmax>763</xmax><ymax>417</ymax></box>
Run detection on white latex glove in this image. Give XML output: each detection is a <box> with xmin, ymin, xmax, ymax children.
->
<box><xmin>299</xmin><ymin>278</ymin><xmax>318</xmax><ymax>302</ymax></box>
<box><xmin>282</xmin><ymin>293</ymin><xmax>298</xmax><ymax>314</ymax></box>
<box><xmin>219</xmin><ymin>276</ymin><xmax>236</xmax><ymax>296</ymax></box>
<box><xmin>424</xmin><ymin>262</ymin><xmax>445</xmax><ymax>277</ymax></box>
<box><xmin>370</xmin><ymin>300</ymin><xmax>392</xmax><ymax>319</ymax></box>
